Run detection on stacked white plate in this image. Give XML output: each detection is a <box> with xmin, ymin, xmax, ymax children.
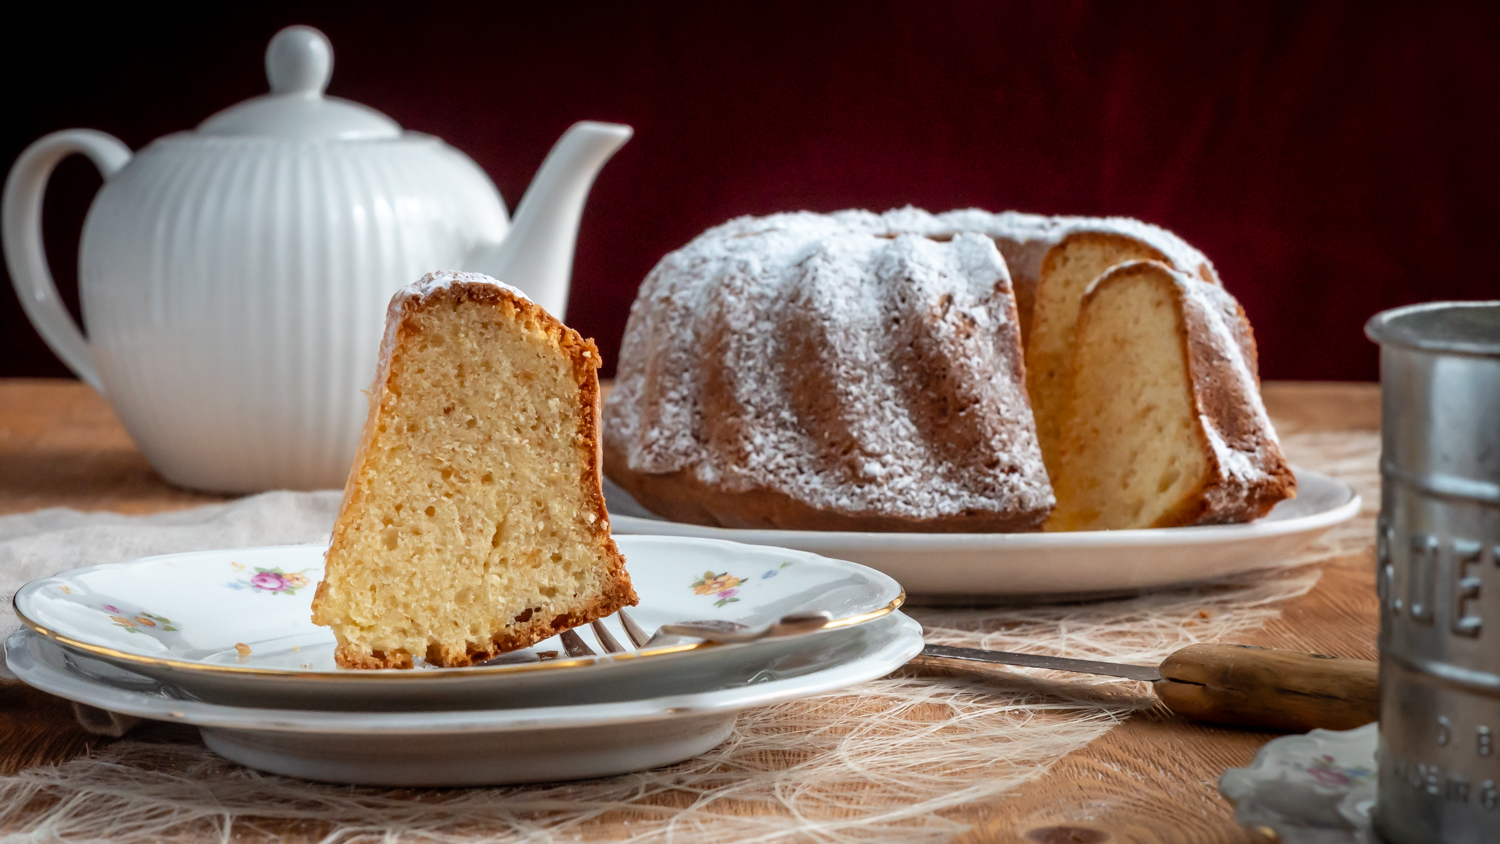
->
<box><xmin>7</xmin><ymin>535</ymin><xmax>920</xmax><ymax>786</ymax></box>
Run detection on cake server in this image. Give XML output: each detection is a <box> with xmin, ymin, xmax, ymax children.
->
<box><xmin>907</xmin><ymin>642</ymin><xmax>1379</xmax><ymax>733</ymax></box>
<box><xmin>603</xmin><ymin>610</ymin><xmax>1379</xmax><ymax>733</ymax></box>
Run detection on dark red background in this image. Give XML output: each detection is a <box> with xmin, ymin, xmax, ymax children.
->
<box><xmin>4</xmin><ymin>2</ymin><xmax>1497</xmax><ymax>383</ymax></box>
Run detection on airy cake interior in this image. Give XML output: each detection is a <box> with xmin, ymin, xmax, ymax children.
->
<box><xmin>312</xmin><ymin>286</ymin><xmax>632</xmax><ymax>668</ymax></box>
<box><xmin>1044</xmin><ymin>267</ymin><xmax>1212</xmax><ymax>531</ymax></box>
<box><xmin>1025</xmin><ymin>232</ymin><xmax>1167</xmax><ymax>476</ymax></box>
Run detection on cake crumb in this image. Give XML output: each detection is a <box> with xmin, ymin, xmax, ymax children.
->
<box><xmin>234</xmin><ymin>643</ymin><xmax>252</xmax><ymax>657</ymax></box>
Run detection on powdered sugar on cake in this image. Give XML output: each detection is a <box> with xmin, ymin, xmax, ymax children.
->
<box><xmin>605</xmin><ymin>211</ymin><xmax>1054</xmax><ymax>526</ymax></box>
<box><xmin>927</xmin><ymin>209</ymin><xmax>1219</xmax><ymax>285</ymax></box>
<box><xmin>1169</xmin><ymin>268</ymin><xmax>1295</xmax><ymax>520</ymax></box>
<box><xmin>400</xmin><ymin>270</ymin><xmax>529</xmax><ymax>303</ymax></box>
<box><xmin>376</xmin><ymin>272</ymin><xmax>531</xmax><ymax>376</ymax></box>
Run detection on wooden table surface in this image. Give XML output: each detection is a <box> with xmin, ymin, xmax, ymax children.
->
<box><xmin>0</xmin><ymin>378</ymin><xmax>1382</xmax><ymax>843</ymax></box>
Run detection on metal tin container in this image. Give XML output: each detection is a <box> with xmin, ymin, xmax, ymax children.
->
<box><xmin>1367</xmin><ymin>301</ymin><xmax>1500</xmax><ymax>843</ymax></box>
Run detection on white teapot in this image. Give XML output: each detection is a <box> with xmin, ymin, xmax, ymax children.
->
<box><xmin>2</xmin><ymin>26</ymin><xmax>630</xmax><ymax>492</ymax></box>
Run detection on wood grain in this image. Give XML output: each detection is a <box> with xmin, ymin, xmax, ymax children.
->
<box><xmin>958</xmin><ymin>545</ymin><xmax>1378</xmax><ymax>844</ymax></box>
<box><xmin>0</xmin><ymin>681</ymin><xmax>111</xmax><ymax>776</ymax></box>
<box><xmin>0</xmin><ymin>378</ymin><xmax>1382</xmax><ymax>842</ymax></box>
<box><xmin>0</xmin><ymin>379</ymin><xmax>227</xmax><ymax>516</ymax></box>
<box><xmin>958</xmin><ymin>381</ymin><xmax>1379</xmax><ymax>844</ymax></box>
<box><xmin>1155</xmin><ymin>643</ymin><xmax>1380</xmax><ymax>733</ymax></box>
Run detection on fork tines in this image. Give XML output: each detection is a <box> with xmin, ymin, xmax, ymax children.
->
<box><xmin>558</xmin><ymin>629</ymin><xmax>596</xmax><ymax>658</ymax></box>
<box><xmin>560</xmin><ymin>611</ymin><xmax>648</xmax><ymax>658</ymax></box>
<box><xmin>590</xmin><ymin>619</ymin><xmax>625</xmax><ymax>653</ymax></box>
<box><xmin>617</xmin><ymin>608</ymin><xmax>651</xmax><ymax>648</ymax></box>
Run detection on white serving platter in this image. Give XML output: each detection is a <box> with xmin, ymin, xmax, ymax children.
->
<box><xmin>606</xmin><ymin>467</ymin><xmax>1360</xmax><ymax>601</ymax></box>
<box><xmin>12</xmin><ymin>535</ymin><xmax>902</xmax><ymax>710</ymax></box>
<box><xmin>6</xmin><ymin>612</ymin><xmax>925</xmax><ymax>786</ymax></box>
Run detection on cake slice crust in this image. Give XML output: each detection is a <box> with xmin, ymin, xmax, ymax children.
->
<box><xmin>312</xmin><ymin>272</ymin><xmax>636</xmax><ymax>669</ymax></box>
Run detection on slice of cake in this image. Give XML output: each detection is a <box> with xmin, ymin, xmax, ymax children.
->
<box><xmin>311</xmin><ymin>271</ymin><xmax>636</xmax><ymax>668</ymax></box>
<box><xmin>1045</xmin><ymin>261</ymin><xmax>1294</xmax><ymax>531</ymax></box>
<box><xmin>1025</xmin><ymin>226</ymin><xmax>1220</xmax><ymax>478</ymax></box>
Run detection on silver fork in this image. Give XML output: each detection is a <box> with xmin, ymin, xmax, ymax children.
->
<box><xmin>557</xmin><ymin>616</ymin><xmax>639</xmax><ymax>657</ymax></box>
<box><xmin>559</xmin><ymin>608</ymin><xmax>835</xmax><ymax>657</ymax></box>
<box><xmin>476</xmin><ymin>621</ymin><xmax>633</xmax><ymax>664</ymax></box>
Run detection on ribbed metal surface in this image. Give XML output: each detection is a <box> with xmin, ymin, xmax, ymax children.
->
<box><xmin>77</xmin><ymin>134</ymin><xmax>507</xmax><ymax>492</ymax></box>
<box><xmin>1368</xmin><ymin>303</ymin><xmax>1500</xmax><ymax>843</ymax></box>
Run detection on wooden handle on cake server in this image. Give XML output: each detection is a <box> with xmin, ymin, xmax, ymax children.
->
<box><xmin>1153</xmin><ymin>643</ymin><xmax>1380</xmax><ymax>732</ymax></box>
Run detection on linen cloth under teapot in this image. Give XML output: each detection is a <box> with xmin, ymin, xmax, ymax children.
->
<box><xmin>2</xmin><ymin>25</ymin><xmax>630</xmax><ymax>492</ymax></box>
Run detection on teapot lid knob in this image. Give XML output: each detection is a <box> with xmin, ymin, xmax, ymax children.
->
<box><xmin>196</xmin><ymin>24</ymin><xmax>400</xmax><ymax>139</ymax></box>
<box><xmin>266</xmin><ymin>26</ymin><xmax>333</xmax><ymax>96</ymax></box>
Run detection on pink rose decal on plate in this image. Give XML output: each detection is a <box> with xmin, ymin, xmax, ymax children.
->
<box><xmin>251</xmin><ymin>571</ymin><xmax>287</xmax><ymax>592</ymax></box>
<box><xmin>1300</xmin><ymin>754</ymin><xmax>1371</xmax><ymax>788</ymax></box>
<box><xmin>229</xmin><ymin>565</ymin><xmax>315</xmax><ymax>596</ymax></box>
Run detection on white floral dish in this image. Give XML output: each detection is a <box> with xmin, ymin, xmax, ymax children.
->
<box><xmin>7</xmin><ymin>612</ymin><xmax>924</xmax><ymax>785</ymax></box>
<box><xmin>1219</xmin><ymin>722</ymin><xmax>1378</xmax><ymax>844</ymax></box>
<box><xmin>12</xmin><ymin>535</ymin><xmax>902</xmax><ymax>711</ymax></box>
<box><xmin>606</xmin><ymin>467</ymin><xmax>1359</xmax><ymax>601</ymax></box>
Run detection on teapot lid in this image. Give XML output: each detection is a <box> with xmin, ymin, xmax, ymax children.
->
<box><xmin>197</xmin><ymin>26</ymin><xmax>402</xmax><ymax>141</ymax></box>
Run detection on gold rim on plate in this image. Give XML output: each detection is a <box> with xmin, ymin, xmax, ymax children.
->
<box><xmin>12</xmin><ymin>591</ymin><xmax>905</xmax><ymax>681</ymax></box>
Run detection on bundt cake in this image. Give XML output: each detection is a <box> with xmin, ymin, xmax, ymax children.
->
<box><xmin>312</xmin><ymin>271</ymin><xmax>636</xmax><ymax>669</ymax></box>
<box><xmin>1044</xmin><ymin>261</ymin><xmax>1295</xmax><ymax>531</ymax></box>
<box><xmin>605</xmin><ymin>207</ymin><xmax>1286</xmax><ymax>534</ymax></box>
<box><xmin>603</xmin><ymin>211</ymin><xmax>1054</xmax><ymax>532</ymax></box>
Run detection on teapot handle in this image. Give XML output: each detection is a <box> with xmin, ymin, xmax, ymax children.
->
<box><xmin>3</xmin><ymin>130</ymin><xmax>132</xmax><ymax>392</ymax></box>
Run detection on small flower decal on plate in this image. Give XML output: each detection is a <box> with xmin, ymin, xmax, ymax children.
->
<box><xmin>1291</xmin><ymin>753</ymin><xmax>1374</xmax><ymax>788</ymax></box>
<box><xmin>102</xmin><ymin>604</ymin><xmax>178</xmax><ymax>633</ymax></box>
<box><xmin>761</xmin><ymin>561</ymin><xmax>794</xmax><ymax>579</ymax></box>
<box><xmin>692</xmin><ymin>571</ymin><xmax>743</xmax><ymax>608</ymax></box>
<box><xmin>229</xmin><ymin>564</ymin><xmax>314</xmax><ymax>596</ymax></box>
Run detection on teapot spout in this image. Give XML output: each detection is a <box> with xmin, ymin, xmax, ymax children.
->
<box><xmin>464</xmin><ymin>121</ymin><xmax>631</xmax><ymax>318</ymax></box>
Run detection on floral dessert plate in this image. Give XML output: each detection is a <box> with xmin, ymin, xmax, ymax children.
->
<box><xmin>607</xmin><ymin>467</ymin><xmax>1360</xmax><ymax>601</ymax></box>
<box><xmin>1219</xmin><ymin>722</ymin><xmax>1378</xmax><ymax>843</ymax></box>
<box><xmin>6</xmin><ymin>612</ymin><xmax>924</xmax><ymax>786</ymax></box>
<box><xmin>11</xmin><ymin>535</ymin><xmax>902</xmax><ymax>711</ymax></box>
